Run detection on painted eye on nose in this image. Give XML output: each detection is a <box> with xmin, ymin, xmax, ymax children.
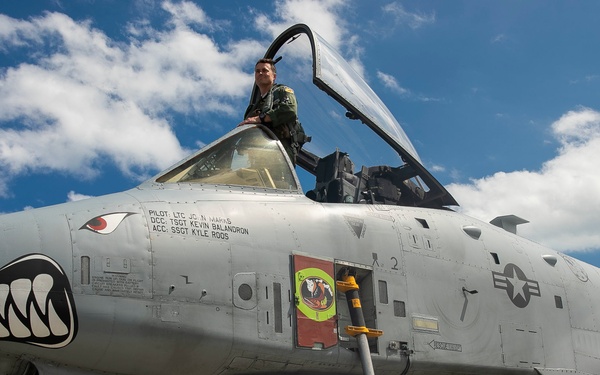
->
<box><xmin>80</xmin><ymin>213</ymin><xmax>134</xmax><ymax>234</ymax></box>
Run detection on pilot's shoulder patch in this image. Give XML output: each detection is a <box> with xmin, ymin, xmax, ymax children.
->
<box><xmin>284</xmin><ymin>87</ymin><xmax>294</xmax><ymax>94</ymax></box>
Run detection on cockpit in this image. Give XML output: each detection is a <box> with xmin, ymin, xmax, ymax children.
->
<box><xmin>154</xmin><ymin>24</ymin><xmax>458</xmax><ymax>209</ymax></box>
<box><xmin>153</xmin><ymin>124</ymin><xmax>432</xmax><ymax>208</ymax></box>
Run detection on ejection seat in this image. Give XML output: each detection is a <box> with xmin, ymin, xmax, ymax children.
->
<box><xmin>306</xmin><ymin>150</ymin><xmax>367</xmax><ymax>203</ymax></box>
<box><xmin>306</xmin><ymin>150</ymin><xmax>419</xmax><ymax>206</ymax></box>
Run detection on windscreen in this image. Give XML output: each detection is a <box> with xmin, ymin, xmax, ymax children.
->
<box><xmin>157</xmin><ymin>127</ymin><xmax>298</xmax><ymax>190</ymax></box>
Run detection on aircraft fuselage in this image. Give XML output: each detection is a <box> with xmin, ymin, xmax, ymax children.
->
<box><xmin>0</xmin><ymin>185</ymin><xmax>597</xmax><ymax>374</ymax></box>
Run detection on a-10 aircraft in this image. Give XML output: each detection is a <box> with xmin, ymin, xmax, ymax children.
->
<box><xmin>0</xmin><ymin>23</ymin><xmax>598</xmax><ymax>375</ymax></box>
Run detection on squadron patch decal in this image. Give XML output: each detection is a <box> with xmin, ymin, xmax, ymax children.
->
<box><xmin>492</xmin><ymin>263</ymin><xmax>541</xmax><ymax>308</ymax></box>
<box><xmin>295</xmin><ymin>268</ymin><xmax>335</xmax><ymax>322</ymax></box>
<box><xmin>0</xmin><ymin>254</ymin><xmax>78</xmax><ymax>348</ymax></box>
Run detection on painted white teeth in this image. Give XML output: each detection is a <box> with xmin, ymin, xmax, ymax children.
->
<box><xmin>0</xmin><ymin>284</ymin><xmax>9</xmax><ymax>320</ymax></box>
<box><xmin>0</xmin><ymin>321</ymin><xmax>9</xmax><ymax>337</ymax></box>
<box><xmin>10</xmin><ymin>279</ymin><xmax>32</xmax><ymax>318</ymax></box>
<box><xmin>8</xmin><ymin>305</ymin><xmax>31</xmax><ymax>338</ymax></box>
<box><xmin>48</xmin><ymin>299</ymin><xmax>69</xmax><ymax>336</ymax></box>
<box><xmin>0</xmin><ymin>275</ymin><xmax>69</xmax><ymax>339</ymax></box>
<box><xmin>33</xmin><ymin>274</ymin><xmax>53</xmax><ymax>315</ymax></box>
<box><xmin>30</xmin><ymin>301</ymin><xmax>50</xmax><ymax>338</ymax></box>
<box><xmin>0</xmin><ymin>254</ymin><xmax>76</xmax><ymax>348</ymax></box>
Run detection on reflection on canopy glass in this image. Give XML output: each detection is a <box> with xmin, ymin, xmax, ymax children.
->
<box><xmin>157</xmin><ymin>127</ymin><xmax>297</xmax><ymax>190</ymax></box>
<box><xmin>260</xmin><ymin>24</ymin><xmax>457</xmax><ymax>207</ymax></box>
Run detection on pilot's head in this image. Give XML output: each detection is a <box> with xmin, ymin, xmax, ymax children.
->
<box><xmin>254</xmin><ymin>58</ymin><xmax>277</xmax><ymax>90</ymax></box>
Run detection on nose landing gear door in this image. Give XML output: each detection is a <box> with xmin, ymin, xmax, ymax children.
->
<box><xmin>293</xmin><ymin>254</ymin><xmax>338</xmax><ymax>349</ymax></box>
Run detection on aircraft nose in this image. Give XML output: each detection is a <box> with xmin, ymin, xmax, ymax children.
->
<box><xmin>0</xmin><ymin>209</ymin><xmax>73</xmax><ymax>268</ymax></box>
<box><xmin>0</xmin><ymin>209</ymin><xmax>78</xmax><ymax>348</ymax></box>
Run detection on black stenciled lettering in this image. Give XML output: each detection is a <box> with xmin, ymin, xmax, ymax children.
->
<box><xmin>212</xmin><ymin>231</ymin><xmax>229</xmax><ymax>240</ymax></box>
<box><xmin>152</xmin><ymin>224</ymin><xmax>168</xmax><ymax>233</ymax></box>
<box><xmin>149</xmin><ymin>210</ymin><xmax>169</xmax><ymax>217</ymax></box>
<box><xmin>171</xmin><ymin>226</ymin><xmax>188</xmax><ymax>235</ymax></box>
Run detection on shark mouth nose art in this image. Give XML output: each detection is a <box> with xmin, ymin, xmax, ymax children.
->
<box><xmin>0</xmin><ymin>254</ymin><xmax>78</xmax><ymax>348</ymax></box>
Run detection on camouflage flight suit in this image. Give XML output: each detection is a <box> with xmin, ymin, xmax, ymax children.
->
<box><xmin>244</xmin><ymin>83</ymin><xmax>301</xmax><ymax>164</ymax></box>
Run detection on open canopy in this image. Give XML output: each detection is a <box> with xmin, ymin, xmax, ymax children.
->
<box><xmin>249</xmin><ymin>24</ymin><xmax>458</xmax><ymax>208</ymax></box>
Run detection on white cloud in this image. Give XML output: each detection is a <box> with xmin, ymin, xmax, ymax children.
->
<box><xmin>429</xmin><ymin>164</ymin><xmax>445</xmax><ymax>173</ymax></box>
<box><xmin>551</xmin><ymin>107</ymin><xmax>600</xmax><ymax>145</ymax></box>
<box><xmin>376</xmin><ymin>70</ymin><xmax>441</xmax><ymax>102</ymax></box>
<box><xmin>255</xmin><ymin>0</ymin><xmax>347</xmax><ymax>47</ymax></box>
<box><xmin>447</xmin><ymin>107</ymin><xmax>600</xmax><ymax>252</ymax></box>
<box><xmin>67</xmin><ymin>191</ymin><xmax>93</xmax><ymax>202</ymax></box>
<box><xmin>377</xmin><ymin>71</ymin><xmax>409</xmax><ymax>95</ymax></box>
<box><xmin>0</xmin><ymin>62</ymin><xmax>182</xmax><ymax>179</ymax></box>
<box><xmin>0</xmin><ymin>0</ymin><xmax>361</xmax><ymax>199</ymax></box>
<box><xmin>382</xmin><ymin>2</ymin><xmax>435</xmax><ymax>30</ymax></box>
<box><xmin>0</xmin><ymin>2</ymin><xmax>261</xmax><ymax>188</ymax></box>
<box><xmin>252</xmin><ymin>0</ymin><xmax>364</xmax><ymax>76</ymax></box>
<box><xmin>491</xmin><ymin>34</ymin><xmax>506</xmax><ymax>43</ymax></box>
<box><xmin>162</xmin><ymin>0</ymin><xmax>212</xmax><ymax>28</ymax></box>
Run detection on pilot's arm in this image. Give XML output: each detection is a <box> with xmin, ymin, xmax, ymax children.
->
<box><xmin>238</xmin><ymin>85</ymin><xmax>297</xmax><ymax>127</ymax></box>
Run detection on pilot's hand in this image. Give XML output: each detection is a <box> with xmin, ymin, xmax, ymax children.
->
<box><xmin>237</xmin><ymin>116</ymin><xmax>260</xmax><ymax>127</ymax></box>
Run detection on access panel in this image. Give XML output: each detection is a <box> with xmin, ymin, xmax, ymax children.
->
<box><xmin>293</xmin><ymin>254</ymin><xmax>337</xmax><ymax>349</ymax></box>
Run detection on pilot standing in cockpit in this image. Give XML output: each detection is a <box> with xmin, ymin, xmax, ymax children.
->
<box><xmin>238</xmin><ymin>58</ymin><xmax>308</xmax><ymax>165</ymax></box>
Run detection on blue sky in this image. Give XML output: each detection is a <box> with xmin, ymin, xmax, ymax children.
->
<box><xmin>1</xmin><ymin>1</ymin><xmax>599</xmax><ymax>265</ymax></box>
